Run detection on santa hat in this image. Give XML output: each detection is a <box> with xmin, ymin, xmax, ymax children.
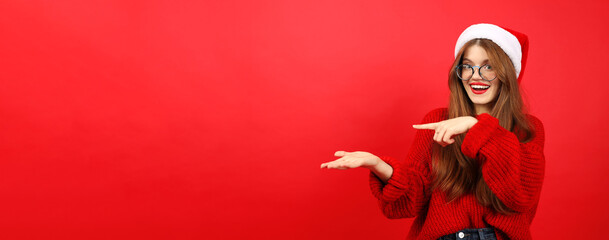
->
<box><xmin>454</xmin><ymin>23</ymin><xmax>529</xmax><ymax>84</ymax></box>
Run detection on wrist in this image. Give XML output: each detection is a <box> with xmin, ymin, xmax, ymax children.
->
<box><xmin>364</xmin><ymin>156</ymin><xmax>382</xmax><ymax>170</ymax></box>
<box><xmin>470</xmin><ymin>116</ymin><xmax>479</xmax><ymax>128</ymax></box>
<box><xmin>368</xmin><ymin>158</ymin><xmax>393</xmax><ymax>183</ymax></box>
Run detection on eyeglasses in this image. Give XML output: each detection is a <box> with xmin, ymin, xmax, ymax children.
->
<box><xmin>456</xmin><ymin>64</ymin><xmax>497</xmax><ymax>81</ymax></box>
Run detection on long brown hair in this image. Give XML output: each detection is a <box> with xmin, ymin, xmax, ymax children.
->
<box><xmin>432</xmin><ymin>38</ymin><xmax>535</xmax><ymax>215</ymax></box>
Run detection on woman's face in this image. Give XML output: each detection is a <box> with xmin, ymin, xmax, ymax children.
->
<box><xmin>461</xmin><ymin>44</ymin><xmax>502</xmax><ymax>114</ymax></box>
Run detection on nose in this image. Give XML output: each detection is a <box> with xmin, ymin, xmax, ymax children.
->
<box><xmin>472</xmin><ymin>66</ymin><xmax>484</xmax><ymax>80</ymax></box>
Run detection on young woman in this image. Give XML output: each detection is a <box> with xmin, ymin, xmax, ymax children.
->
<box><xmin>320</xmin><ymin>23</ymin><xmax>545</xmax><ymax>240</ymax></box>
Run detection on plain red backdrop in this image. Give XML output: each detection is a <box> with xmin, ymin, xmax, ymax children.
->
<box><xmin>1</xmin><ymin>0</ymin><xmax>608</xmax><ymax>239</ymax></box>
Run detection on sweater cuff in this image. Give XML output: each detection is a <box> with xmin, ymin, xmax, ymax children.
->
<box><xmin>369</xmin><ymin>155</ymin><xmax>398</xmax><ymax>200</ymax></box>
<box><xmin>461</xmin><ymin>113</ymin><xmax>501</xmax><ymax>162</ymax></box>
<box><xmin>368</xmin><ymin>155</ymin><xmax>411</xmax><ymax>203</ymax></box>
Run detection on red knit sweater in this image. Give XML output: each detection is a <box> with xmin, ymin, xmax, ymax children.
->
<box><xmin>369</xmin><ymin>107</ymin><xmax>545</xmax><ymax>240</ymax></box>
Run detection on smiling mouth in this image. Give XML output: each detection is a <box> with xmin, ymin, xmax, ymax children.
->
<box><xmin>470</xmin><ymin>84</ymin><xmax>490</xmax><ymax>94</ymax></box>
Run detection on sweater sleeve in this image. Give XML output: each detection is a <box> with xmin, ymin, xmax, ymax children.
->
<box><xmin>368</xmin><ymin>108</ymin><xmax>443</xmax><ymax>219</ymax></box>
<box><xmin>461</xmin><ymin>113</ymin><xmax>545</xmax><ymax>213</ymax></box>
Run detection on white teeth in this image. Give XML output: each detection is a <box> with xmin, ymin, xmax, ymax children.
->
<box><xmin>471</xmin><ymin>85</ymin><xmax>490</xmax><ymax>89</ymax></box>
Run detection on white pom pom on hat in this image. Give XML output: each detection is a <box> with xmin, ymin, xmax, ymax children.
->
<box><xmin>454</xmin><ymin>23</ymin><xmax>529</xmax><ymax>84</ymax></box>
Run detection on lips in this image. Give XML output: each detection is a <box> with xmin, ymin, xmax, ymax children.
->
<box><xmin>470</xmin><ymin>82</ymin><xmax>490</xmax><ymax>94</ymax></box>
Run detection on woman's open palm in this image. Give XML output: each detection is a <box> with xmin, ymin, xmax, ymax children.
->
<box><xmin>320</xmin><ymin>151</ymin><xmax>380</xmax><ymax>170</ymax></box>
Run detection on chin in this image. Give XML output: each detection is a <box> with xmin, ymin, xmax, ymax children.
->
<box><xmin>471</xmin><ymin>98</ymin><xmax>493</xmax><ymax>105</ymax></box>
<box><xmin>466</xmin><ymin>90</ymin><xmax>497</xmax><ymax>106</ymax></box>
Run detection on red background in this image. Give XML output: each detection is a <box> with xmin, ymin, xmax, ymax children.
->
<box><xmin>1</xmin><ymin>0</ymin><xmax>608</xmax><ymax>239</ymax></box>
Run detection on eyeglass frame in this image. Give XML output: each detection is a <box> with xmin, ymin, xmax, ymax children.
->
<box><xmin>455</xmin><ymin>64</ymin><xmax>497</xmax><ymax>81</ymax></box>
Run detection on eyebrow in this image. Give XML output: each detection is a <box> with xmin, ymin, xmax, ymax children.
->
<box><xmin>463</xmin><ymin>58</ymin><xmax>489</xmax><ymax>64</ymax></box>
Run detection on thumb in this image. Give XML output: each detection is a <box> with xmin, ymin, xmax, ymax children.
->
<box><xmin>334</xmin><ymin>150</ymin><xmax>348</xmax><ymax>157</ymax></box>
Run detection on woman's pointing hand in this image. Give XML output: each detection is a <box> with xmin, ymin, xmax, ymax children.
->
<box><xmin>412</xmin><ymin>116</ymin><xmax>478</xmax><ymax>147</ymax></box>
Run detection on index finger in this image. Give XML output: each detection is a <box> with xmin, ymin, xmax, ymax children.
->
<box><xmin>412</xmin><ymin>122</ymin><xmax>439</xmax><ymax>130</ymax></box>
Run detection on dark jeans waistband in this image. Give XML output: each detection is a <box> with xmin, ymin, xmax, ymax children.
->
<box><xmin>437</xmin><ymin>227</ymin><xmax>496</xmax><ymax>240</ymax></box>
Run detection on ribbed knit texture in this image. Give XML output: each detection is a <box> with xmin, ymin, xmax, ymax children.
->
<box><xmin>369</xmin><ymin>107</ymin><xmax>545</xmax><ymax>240</ymax></box>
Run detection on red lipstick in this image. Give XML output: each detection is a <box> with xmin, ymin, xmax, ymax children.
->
<box><xmin>470</xmin><ymin>82</ymin><xmax>490</xmax><ymax>94</ymax></box>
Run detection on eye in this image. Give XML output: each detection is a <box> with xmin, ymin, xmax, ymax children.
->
<box><xmin>483</xmin><ymin>65</ymin><xmax>492</xmax><ymax>70</ymax></box>
<box><xmin>461</xmin><ymin>64</ymin><xmax>472</xmax><ymax>69</ymax></box>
